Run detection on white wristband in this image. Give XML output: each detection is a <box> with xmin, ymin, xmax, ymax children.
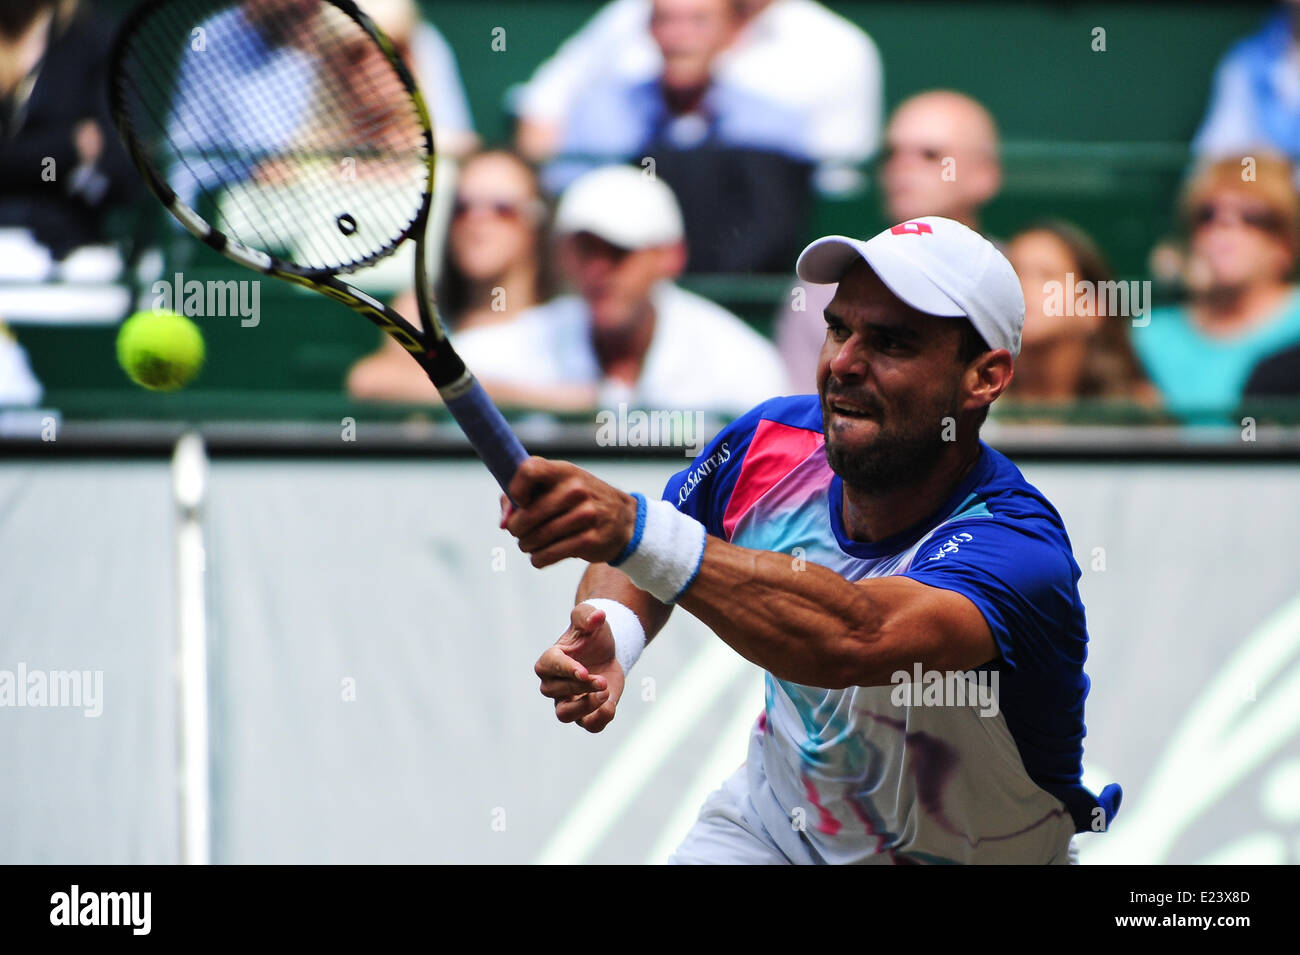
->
<box><xmin>610</xmin><ymin>494</ymin><xmax>708</xmax><ymax>605</ymax></box>
<box><xmin>580</xmin><ymin>598</ymin><xmax>646</xmax><ymax>675</ymax></box>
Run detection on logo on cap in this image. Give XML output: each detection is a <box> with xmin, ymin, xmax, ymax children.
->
<box><xmin>891</xmin><ymin>222</ymin><xmax>934</xmax><ymax>236</ymax></box>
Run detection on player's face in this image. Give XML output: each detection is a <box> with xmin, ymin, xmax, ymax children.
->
<box><xmin>449</xmin><ymin>154</ymin><xmax>542</xmax><ymax>282</ymax></box>
<box><xmin>560</xmin><ymin>233</ymin><xmax>667</xmax><ymax>332</ymax></box>
<box><xmin>818</xmin><ymin>262</ymin><xmax>970</xmax><ymax>494</ymax></box>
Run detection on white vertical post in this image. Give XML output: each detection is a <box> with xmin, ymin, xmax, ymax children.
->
<box><xmin>172</xmin><ymin>431</ymin><xmax>211</xmax><ymax>865</ymax></box>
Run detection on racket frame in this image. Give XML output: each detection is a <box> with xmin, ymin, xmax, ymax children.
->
<box><xmin>109</xmin><ymin>0</ymin><xmax>528</xmax><ymax>489</ymax></box>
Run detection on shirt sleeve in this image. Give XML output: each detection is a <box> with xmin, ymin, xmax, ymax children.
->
<box><xmin>900</xmin><ymin>519</ymin><xmax>1086</xmax><ymax>679</ymax></box>
<box><xmin>660</xmin><ymin>402</ymin><xmax>770</xmax><ymax>537</ymax></box>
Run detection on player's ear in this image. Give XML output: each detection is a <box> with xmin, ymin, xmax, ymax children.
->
<box><xmin>967</xmin><ymin>348</ymin><xmax>1014</xmax><ymax>408</ymax></box>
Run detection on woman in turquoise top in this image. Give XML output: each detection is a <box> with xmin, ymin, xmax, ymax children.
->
<box><xmin>1132</xmin><ymin>153</ymin><xmax>1300</xmax><ymax>422</ymax></box>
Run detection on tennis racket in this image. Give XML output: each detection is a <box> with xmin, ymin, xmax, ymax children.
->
<box><xmin>108</xmin><ymin>0</ymin><xmax>527</xmax><ymax>493</ymax></box>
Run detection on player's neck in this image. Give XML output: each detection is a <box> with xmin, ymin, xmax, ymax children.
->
<box><xmin>839</xmin><ymin>441</ymin><xmax>982</xmax><ymax>544</ymax></box>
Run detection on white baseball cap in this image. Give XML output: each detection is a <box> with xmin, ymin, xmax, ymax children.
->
<box><xmin>795</xmin><ymin>216</ymin><xmax>1024</xmax><ymax>358</ymax></box>
<box><xmin>554</xmin><ymin>165</ymin><xmax>685</xmax><ymax>251</ymax></box>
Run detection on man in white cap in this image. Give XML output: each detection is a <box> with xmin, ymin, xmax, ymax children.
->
<box><xmin>502</xmin><ymin>216</ymin><xmax>1122</xmax><ymax>864</ymax></box>
<box><xmin>453</xmin><ymin>164</ymin><xmax>787</xmax><ymax>415</ymax></box>
<box><xmin>776</xmin><ymin>90</ymin><xmax>1005</xmax><ymax>390</ymax></box>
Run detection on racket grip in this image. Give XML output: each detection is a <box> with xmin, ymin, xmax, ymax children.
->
<box><xmin>441</xmin><ymin>376</ymin><xmax>529</xmax><ymax>496</ymax></box>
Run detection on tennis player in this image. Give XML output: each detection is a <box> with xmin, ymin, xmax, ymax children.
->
<box><xmin>503</xmin><ymin>216</ymin><xmax>1122</xmax><ymax>864</ymax></box>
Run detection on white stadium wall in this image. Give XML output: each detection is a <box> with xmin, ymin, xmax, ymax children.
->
<box><xmin>1</xmin><ymin>455</ymin><xmax>1298</xmax><ymax>864</ymax></box>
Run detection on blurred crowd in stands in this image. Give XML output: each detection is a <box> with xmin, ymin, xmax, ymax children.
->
<box><xmin>3</xmin><ymin>0</ymin><xmax>1300</xmax><ymax>423</ymax></box>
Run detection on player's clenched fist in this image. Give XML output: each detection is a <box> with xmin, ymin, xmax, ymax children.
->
<box><xmin>535</xmin><ymin>603</ymin><xmax>625</xmax><ymax>733</ymax></box>
<box><xmin>501</xmin><ymin>456</ymin><xmax>638</xmax><ymax>568</ymax></box>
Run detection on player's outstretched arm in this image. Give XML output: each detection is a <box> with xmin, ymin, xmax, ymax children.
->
<box><xmin>677</xmin><ymin>542</ymin><xmax>996</xmax><ymax>688</ymax></box>
<box><xmin>503</xmin><ymin>456</ymin><xmax>997</xmax><ymax>691</ymax></box>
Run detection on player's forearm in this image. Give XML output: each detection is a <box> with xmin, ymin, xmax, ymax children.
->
<box><xmin>575</xmin><ymin>563</ymin><xmax>673</xmax><ymax>645</ymax></box>
<box><xmin>676</xmin><ymin>538</ymin><xmax>887</xmax><ymax>688</ymax></box>
<box><xmin>504</xmin><ymin>462</ymin><xmax>867</xmax><ymax>672</ymax></box>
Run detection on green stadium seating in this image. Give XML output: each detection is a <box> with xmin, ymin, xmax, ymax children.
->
<box><xmin>11</xmin><ymin>1</ymin><xmax>1274</xmax><ymax>415</ymax></box>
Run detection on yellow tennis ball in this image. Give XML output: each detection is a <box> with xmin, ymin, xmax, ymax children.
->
<box><xmin>116</xmin><ymin>309</ymin><xmax>205</xmax><ymax>391</ymax></box>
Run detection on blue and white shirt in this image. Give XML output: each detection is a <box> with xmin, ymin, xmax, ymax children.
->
<box><xmin>664</xmin><ymin>395</ymin><xmax>1122</xmax><ymax>864</ymax></box>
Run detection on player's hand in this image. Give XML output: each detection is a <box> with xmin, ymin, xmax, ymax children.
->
<box><xmin>535</xmin><ymin>602</ymin><xmax>625</xmax><ymax>733</ymax></box>
<box><xmin>501</xmin><ymin>456</ymin><xmax>638</xmax><ymax>568</ymax></box>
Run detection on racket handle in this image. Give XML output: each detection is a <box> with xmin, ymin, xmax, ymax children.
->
<box><xmin>441</xmin><ymin>376</ymin><xmax>529</xmax><ymax>495</ymax></box>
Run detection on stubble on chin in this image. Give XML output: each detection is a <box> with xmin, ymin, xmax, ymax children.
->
<box><xmin>824</xmin><ymin>405</ymin><xmax>955</xmax><ymax>496</ymax></box>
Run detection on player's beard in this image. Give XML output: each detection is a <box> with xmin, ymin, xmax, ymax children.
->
<box><xmin>823</xmin><ymin>386</ymin><xmax>963</xmax><ymax>496</ymax></box>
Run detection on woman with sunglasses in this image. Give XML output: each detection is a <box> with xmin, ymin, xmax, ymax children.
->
<box><xmin>1131</xmin><ymin>153</ymin><xmax>1300</xmax><ymax>422</ymax></box>
<box><xmin>346</xmin><ymin>149</ymin><xmax>556</xmax><ymax>401</ymax></box>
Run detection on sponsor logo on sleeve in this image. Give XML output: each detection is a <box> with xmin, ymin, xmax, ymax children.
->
<box><xmin>677</xmin><ymin>442</ymin><xmax>731</xmax><ymax>506</ymax></box>
<box><xmin>926</xmin><ymin>531</ymin><xmax>973</xmax><ymax>561</ymax></box>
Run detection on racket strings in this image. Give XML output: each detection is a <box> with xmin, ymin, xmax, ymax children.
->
<box><xmin>127</xmin><ymin>4</ymin><xmax>329</xmax><ymax>263</ymax></box>
<box><xmin>128</xmin><ymin>21</ymin><xmax>341</xmax><ymax>272</ymax></box>
<box><xmin>117</xmin><ymin>0</ymin><xmax>430</xmax><ymax>273</ymax></box>
<box><xmin>212</xmin><ymin>0</ymin><xmax>426</xmax><ymax>241</ymax></box>
<box><xmin>214</xmin><ymin>0</ymin><xmax>425</xmax><ymax>268</ymax></box>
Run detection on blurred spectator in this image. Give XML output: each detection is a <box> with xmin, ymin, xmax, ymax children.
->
<box><xmin>0</xmin><ymin>0</ymin><xmax>137</xmax><ymax>270</ymax></box>
<box><xmin>452</xmin><ymin>165</ymin><xmax>788</xmax><ymax>415</ymax></box>
<box><xmin>515</xmin><ymin>0</ymin><xmax>882</xmax><ymax>196</ymax></box>
<box><xmin>1131</xmin><ymin>154</ymin><xmax>1300</xmax><ymax>420</ymax></box>
<box><xmin>541</xmin><ymin>0</ymin><xmax>814</xmax><ymax>274</ymax></box>
<box><xmin>0</xmin><ymin>317</ymin><xmax>42</xmax><ymax>406</ymax></box>
<box><xmin>879</xmin><ymin>91</ymin><xmax>1001</xmax><ymax>233</ymax></box>
<box><xmin>1193</xmin><ymin>1</ymin><xmax>1300</xmax><ymax>174</ymax></box>
<box><xmin>357</xmin><ymin>0</ymin><xmax>478</xmax><ymax>160</ymax></box>
<box><xmin>776</xmin><ymin>90</ymin><xmax>1002</xmax><ymax>390</ymax></box>
<box><xmin>1004</xmin><ymin>221</ymin><xmax>1156</xmax><ymax>406</ymax></box>
<box><xmin>329</xmin><ymin>0</ymin><xmax>479</xmax><ymax>294</ymax></box>
<box><xmin>173</xmin><ymin>0</ymin><xmax>474</xmax><ymax>273</ymax></box>
<box><xmin>347</xmin><ymin>149</ymin><xmax>556</xmax><ymax>401</ymax></box>
<box><xmin>167</xmin><ymin>0</ymin><xmax>334</xmax><ymax>211</ymax></box>
<box><xmin>435</xmin><ymin>152</ymin><xmax>555</xmax><ymax>332</ymax></box>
